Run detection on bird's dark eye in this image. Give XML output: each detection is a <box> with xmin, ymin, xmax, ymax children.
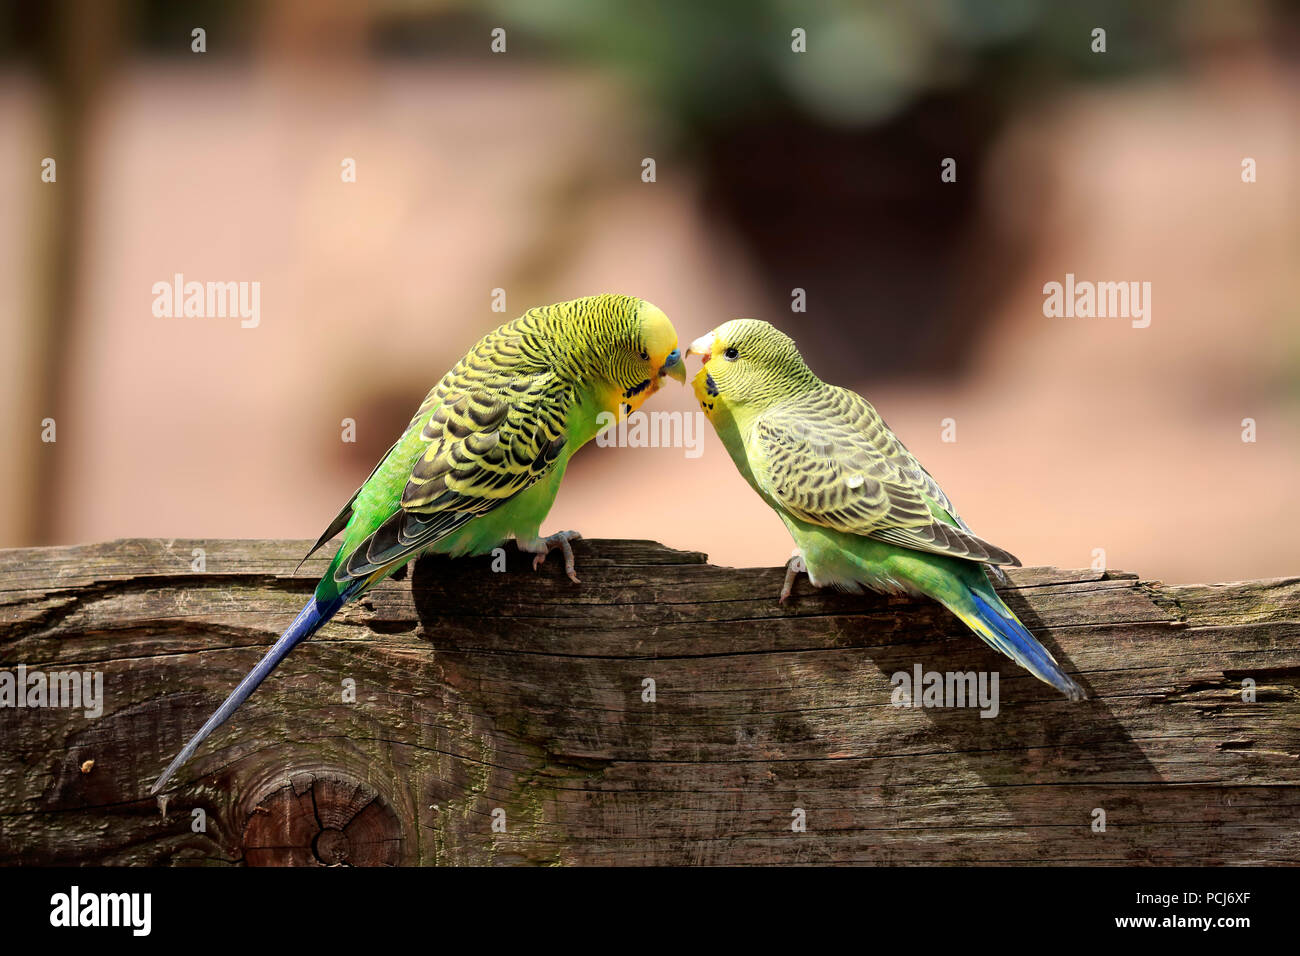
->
<box><xmin>639</xmin><ymin>350</ymin><xmax>649</xmax><ymax>361</ymax></box>
<box><xmin>724</xmin><ymin>347</ymin><xmax>739</xmax><ymax>360</ymax></box>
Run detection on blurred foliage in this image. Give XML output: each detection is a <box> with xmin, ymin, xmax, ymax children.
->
<box><xmin>476</xmin><ymin>0</ymin><xmax>1190</xmax><ymax>138</ymax></box>
<box><xmin>5</xmin><ymin>0</ymin><xmax>1286</xmax><ymax>143</ymax></box>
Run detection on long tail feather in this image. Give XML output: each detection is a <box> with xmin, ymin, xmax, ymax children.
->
<box><xmin>943</xmin><ymin>577</ymin><xmax>1086</xmax><ymax>701</ymax></box>
<box><xmin>150</xmin><ymin>587</ymin><xmax>354</xmax><ymax>794</ymax></box>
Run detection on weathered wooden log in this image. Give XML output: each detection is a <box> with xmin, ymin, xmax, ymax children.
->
<box><xmin>0</xmin><ymin>538</ymin><xmax>1296</xmax><ymax>865</ymax></box>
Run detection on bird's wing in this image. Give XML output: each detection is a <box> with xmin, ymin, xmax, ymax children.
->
<box><xmin>332</xmin><ymin>343</ymin><xmax>572</xmax><ymax>584</ymax></box>
<box><xmin>296</xmin><ymin>437</ymin><xmax>401</xmax><ymax>571</ymax></box>
<box><xmin>751</xmin><ymin>386</ymin><xmax>1020</xmax><ymax>566</ymax></box>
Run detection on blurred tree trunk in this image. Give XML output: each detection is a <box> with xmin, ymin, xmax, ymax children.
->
<box><xmin>26</xmin><ymin>0</ymin><xmax>124</xmax><ymax>543</ymax></box>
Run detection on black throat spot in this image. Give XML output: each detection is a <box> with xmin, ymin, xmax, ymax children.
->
<box><xmin>704</xmin><ymin>372</ymin><xmax>719</xmax><ymax>397</ymax></box>
<box><xmin>623</xmin><ymin>378</ymin><xmax>651</xmax><ymax>399</ymax></box>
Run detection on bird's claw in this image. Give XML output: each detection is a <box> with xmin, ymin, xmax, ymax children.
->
<box><xmin>779</xmin><ymin>549</ymin><xmax>806</xmax><ymax>605</ymax></box>
<box><xmin>530</xmin><ymin>530</ymin><xmax>582</xmax><ymax>584</ymax></box>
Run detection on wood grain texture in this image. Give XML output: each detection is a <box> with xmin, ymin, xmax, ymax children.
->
<box><xmin>0</xmin><ymin>538</ymin><xmax>1296</xmax><ymax>866</ymax></box>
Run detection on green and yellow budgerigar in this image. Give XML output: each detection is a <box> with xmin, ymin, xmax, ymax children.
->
<box><xmin>687</xmin><ymin>319</ymin><xmax>1084</xmax><ymax>701</ymax></box>
<box><xmin>151</xmin><ymin>294</ymin><xmax>685</xmax><ymax>793</ymax></box>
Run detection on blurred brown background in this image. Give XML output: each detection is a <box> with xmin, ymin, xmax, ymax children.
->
<box><xmin>1</xmin><ymin>0</ymin><xmax>1297</xmax><ymax>584</ymax></box>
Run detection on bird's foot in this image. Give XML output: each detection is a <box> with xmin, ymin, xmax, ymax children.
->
<box><xmin>525</xmin><ymin>530</ymin><xmax>583</xmax><ymax>584</ymax></box>
<box><xmin>779</xmin><ymin>549</ymin><xmax>808</xmax><ymax>605</ymax></box>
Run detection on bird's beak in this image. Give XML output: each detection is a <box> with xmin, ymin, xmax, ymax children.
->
<box><xmin>687</xmin><ymin>332</ymin><xmax>715</xmax><ymax>365</ymax></box>
<box><xmin>659</xmin><ymin>347</ymin><xmax>686</xmax><ymax>384</ymax></box>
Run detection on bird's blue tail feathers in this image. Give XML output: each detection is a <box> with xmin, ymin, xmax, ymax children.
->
<box><xmin>150</xmin><ymin>584</ymin><xmax>358</xmax><ymax>794</ymax></box>
<box><xmin>949</xmin><ymin>576</ymin><xmax>1086</xmax><ymax>701</ymax></box>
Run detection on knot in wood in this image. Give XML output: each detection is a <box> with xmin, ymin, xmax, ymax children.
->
<box><xmin>242</xmin><ymin>772</ymin><xmax>402</xmax><ymax>866</ymax></box>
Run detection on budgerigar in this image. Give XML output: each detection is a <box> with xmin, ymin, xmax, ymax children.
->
<box><xmin>151</xmin><ymin>294</ymin><xmax>685</xmax><ymax>793</ymax></box>
<box><xmin>686</xmin><ymin>319</ymin><xmax>1084</xmax><ymax>700</ymax></box>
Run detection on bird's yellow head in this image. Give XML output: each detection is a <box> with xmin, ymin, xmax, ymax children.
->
<box><xmin>634</xmin><ymin>299</ymin><xmax>686</xmax><ymax>400</ymax></box>
<box><xmin>570</xmin><ymin>295</ymin><xmax>685</xmax><ymax>418</ymax></box>
<box><xmin>686</xmin><ymin>318</ymin><xmax>817</xmax><ymax>422</ymax></box>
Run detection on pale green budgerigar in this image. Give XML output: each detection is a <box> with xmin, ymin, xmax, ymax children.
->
<box><xmin>687</xmin><ymin>319</ymin><xmax>1084</xmax><ymax>700</ymax></box>
<box><xmin>151</xmin><ymin>294</ymin><xmax>686</xmax><ymax>793</ymax></box>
